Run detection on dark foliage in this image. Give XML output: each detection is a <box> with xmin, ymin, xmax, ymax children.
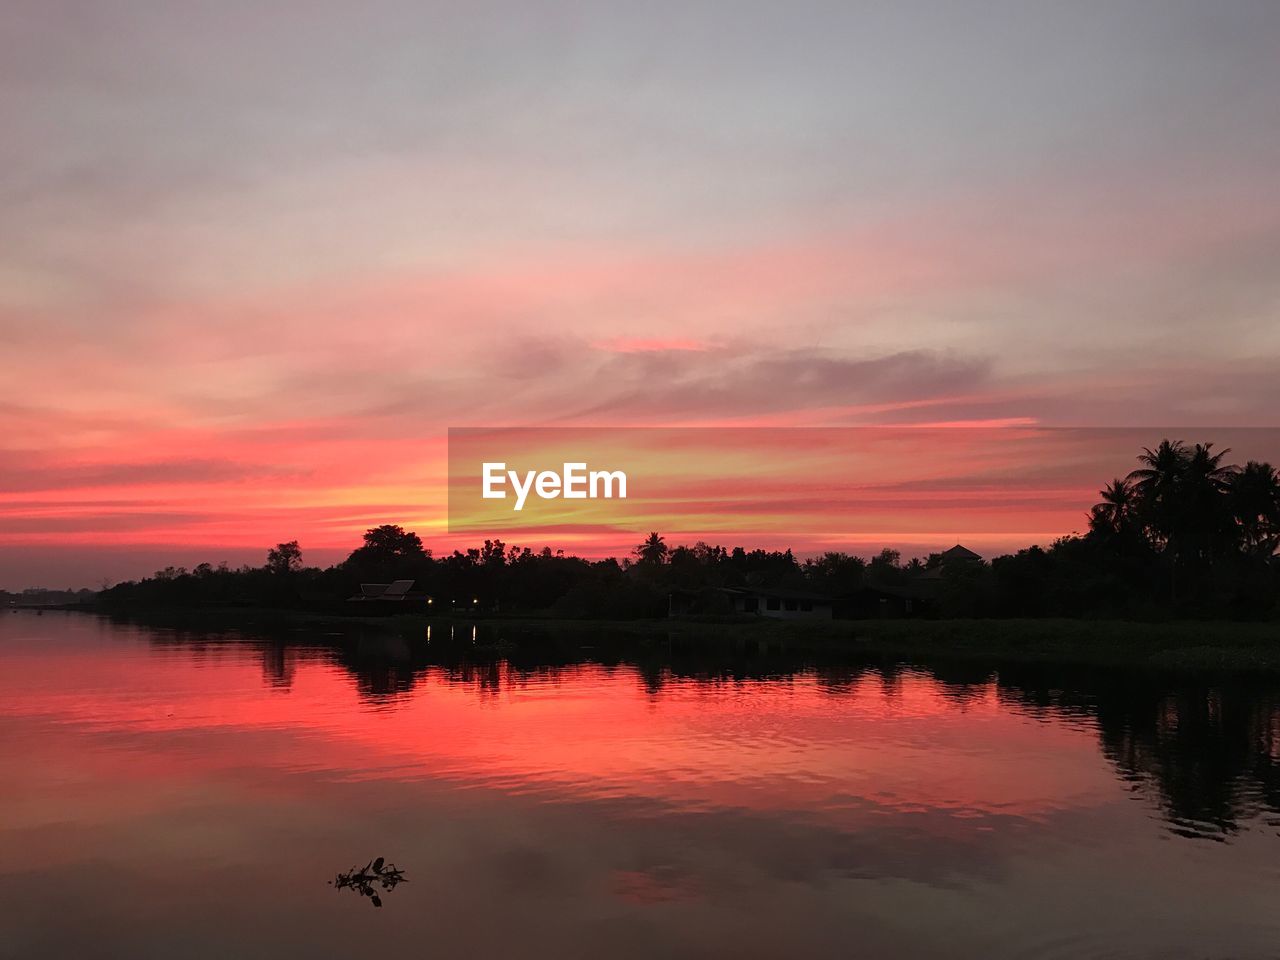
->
<box><xmin>330</xmin><ymin>857</ymin><xmax>407</xmax><ymax>908</ymax></box>
<box><xmin>96</xmin><ymin>439</ymin><xmax>1279</xmax><ymax>620</ymax></box>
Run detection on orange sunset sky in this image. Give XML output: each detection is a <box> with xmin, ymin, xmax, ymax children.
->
<box><xmin>2</xmin><ymin>2</ymin><xmax>1279</xmax><ymax>587</ymax></box>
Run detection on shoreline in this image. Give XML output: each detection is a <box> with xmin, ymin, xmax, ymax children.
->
<box><xmin>41</xmin><ymin>604</ymin><xmax>1280</xmax><ymax>674</ymax></box>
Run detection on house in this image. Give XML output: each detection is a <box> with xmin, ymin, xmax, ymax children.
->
<box><xmin>666</xmin><ymin>587</ymin><xmax>728</xmax><ymax>617</ymax></box>
<box><xmin>920</xmin><ymin>544</ymin><xmax>984</xmax><ymax>582</ymax></box>
<box><xmin>723</xmin><ymin>587</ymin><xmax>833</xmax><ymax>620</ymax></box>
<box><xmin>939</xmin><ymin>544</ymin><xmax>982</xmax><ymax>564</ymax></box>
<box><xmin>666</xmin><ymin>586</ymin><xmax>833</xmax><ymax>619</ymax></box>
<box><xmin>834</xmin><ymin>585</ymin><xmax>924</xmax><ymax>619</ymax></box>
<box><xmin>830</xmin><ymin>546</ymin><xmax>983</xmax><ymax>620</ymax></box>
<box><xmin>346</xmin><ymin>579</ymin><xmax>415</xmax><ymax>602</ymax></box>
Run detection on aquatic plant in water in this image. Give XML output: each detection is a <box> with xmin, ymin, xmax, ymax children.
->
<box><xmin>330</xmin><ymin>857</ymin><xmax>408</xmax><ymax>908</ymax></box>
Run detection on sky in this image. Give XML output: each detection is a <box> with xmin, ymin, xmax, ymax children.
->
<box><xmin>2</xmin><ymin>0</ymin><xmax>1279</xmax><ymax>587</ymax></box>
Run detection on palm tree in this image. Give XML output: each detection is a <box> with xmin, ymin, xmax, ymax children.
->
<box><xmin>635</xmin><ymin>532</ymin><xmax>668</xmax><ymax>565</ymax></box>
<box><xmin>1127</xmin><ymin>439</ymin><xmax>1189</xmax><ymax>551</ymax></box>
<box><xmin>1230</xmin><ymin>461</ymin><xmax>1280</xmax><ymax>557</ymax></box>
<box><xmin>1128</xmin><ymin>439</ymin><xmax>1188</xmax><ymax>494</ymax></box>
<box><xmin>1181</xmin><ymin>442</ymin><xmax>1238</xmax><ymax>563</ymax></box>
<box><xmin>1091</xmin><ymin>478</ymin><xmax>1138</xmax><ymax>537</ymax></box>
<box><xmin>1186</xmin><ymin>442</ymin><xmax>1236</xmax><ymax>491</ymax></box>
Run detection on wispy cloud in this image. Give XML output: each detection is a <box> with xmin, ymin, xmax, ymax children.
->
<box><xmin>591</xmin><ymin>336</ymin><xmax>710</xmax><ymax>353</ymax></box>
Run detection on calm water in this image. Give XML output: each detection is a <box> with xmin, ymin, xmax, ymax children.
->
<box><xmin>3</xmin><ymin>612</ymin><xmax>1280</xmax><ymax>959</ymax></box>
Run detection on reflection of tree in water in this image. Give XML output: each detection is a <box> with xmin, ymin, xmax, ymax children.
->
<box><xmin>636</xmin><ymin>661</ymin><xmax>667</xmax><ymax>697</ymax></box>
<box><xmin>991</xmin><ymin>666</ymin><xmax>1280</xmax><ymax>840</ymax></box>
<box><xmin>918</xmin><ymin>661</ymin><xmax>997</xmax><ymax>708</ymax></box>
<box><xmin>1093</xmin><ymin>683</ymin><xmax>1280</xmax><ymax>838</ymax></box>
<box><xmin>260</xmin><ymin>642</ymin><xmax>295</xmax><ymax>690</ymax></box>
<box><xmin>310</xmin><ymin>632</ymin><xmax>1280</xmax><ymax>837</ymax></box>
<box><xmin>441</xmin><ymin>660</ymin><xmax>504</xmax><ymax>695</ymax></box>
<box><xmin>330</xmin><ymin>857</ymin><xmax>408</xmax><ymax>908</ymax></box>
<box><xmin>333</xmin><ymin>634</ymin><xmax>421</xmax><ymax>699</ymax></box>
<box><xmin>130</xmin><ymin>617</ymin><xmax>1280</xmax><ymax>839</ymax></box>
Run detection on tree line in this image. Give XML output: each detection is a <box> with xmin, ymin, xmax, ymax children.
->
<box><xmin>98</xmin><ymin>439</ymin><xmax>1279</xmax><ymax>620</ymax></box>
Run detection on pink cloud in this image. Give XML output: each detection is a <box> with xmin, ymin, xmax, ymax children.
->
<box><xmin>591</xmin><ymin>336</ymin><xmax>710</xmax><ymax>353</ymax></box>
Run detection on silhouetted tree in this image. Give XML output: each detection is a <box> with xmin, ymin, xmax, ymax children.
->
<box><xmin>93</xmin><ymin>437</ymin><xmax>1280</xmax><ymax>621</ymax></box>
<box><xmin>635</xmin><ymin>532</ymin><xmax>668</xmax><ymax>565</ymax></box>
<box><xmin>358</xmin><ymin>525</ymin><xmax>427</xmax><ymax>560</ymax></box>
<box><xmin>802</xmin><ymin>551</ymin><xmax>866</xmax><ymax>594</ymax></box>
<box><xmin>1181</xmin><ymin>442</ymin><xmax>1237</xmax><ymax>567</ymax></box>
<box><xmin>266</xmin><ymin>540</ymin><xmax>303</xmax><ymax>574</ymax></box>
<box><xmin>1091</xmin><ymin>478</ymin><xmax>1137</xmax><ymax>537</ymax></box>
<box><xmin>1230</xmin><ymin>461</ymin><xmax>1280</xmax><ymax>558</ymax></box>
<box><xmin>1128</xmin><ymin>439</ymin><xmax>1190</xmax><ymax>553</ymax></box>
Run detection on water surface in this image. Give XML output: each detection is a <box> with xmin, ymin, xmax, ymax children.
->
<box><xmin>2</xmin><ymin>611</ymin><xmax>1279</xmax><ymax>959</ymax></box>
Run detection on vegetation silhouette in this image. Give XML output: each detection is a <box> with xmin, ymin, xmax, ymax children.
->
<box><xmin>988</xmin><ymin>664</ymin><xmax>1280</xmax><ymax>841</ymax></box>
<box><xmin>330</xmin><ymin>857</ymin><xmax>408</xmax><ymax>908</ymax></box>
<box><xmin>265</xmin><ymin>540</ymin><xmax>303</xmax><ymax>574</ymax></box>
<box><xmin>96</xmin><ymin>438</ymin><xmax>1279</xmax><ymax>621</ymax></box>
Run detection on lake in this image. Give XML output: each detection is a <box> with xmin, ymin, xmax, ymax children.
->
<box><xmin>2</xmin><ymin>611</ymin><xmax>1279</xmax><ymax>959</ymax></box>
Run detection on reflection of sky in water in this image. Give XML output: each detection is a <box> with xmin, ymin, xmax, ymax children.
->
<box><xmin>2</xmin><ymin>612</ymin><xmax>1279</xmax><ymax>959</ymax></box>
